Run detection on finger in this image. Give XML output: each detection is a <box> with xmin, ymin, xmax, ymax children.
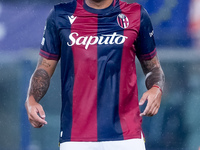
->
<box><xmin>31</xmin><ymin>123</ymin><xmax>37</xmax><ymax>128</ymax></box>
<box><xmin>147</xmin><ymin>107</ymin><xmax>156</xmax><ymax>116</ymax></box>
<box><xmin>37</xmin><ymin>105</ymin><xmax>46</xmax><ymax>119</ymax></box>
<box><xmin>140</xmin><ymin>112</ymin><xmax>146</xmax><ymax>117</ymax></box>
<box><xmin>30</xmin><ymin>117</ymin><xmax>45</xmax><ymax>128</ymax></box>
<box><xmin>35</xmin><ymin>115</ymin><xmax>47</xmax><ymax>125</ymax></box>
<box><xmin>147</xmin><ymin>102</ymin><xmax>160</xmax><ymax>116</ymax></box>
<box><xmin>145</xmin><ymin>103</ymin><xmax>155</xmax><ymax>116</ymax></box>
<box><xmin>151</xmin><ymin>105</ymin><xmax>159</xmax><ymax>116</ymax></box>
<box><xmin>30</xmin><ymin>111</ymin><xmax>47</xmax><ymax>125</ymax></box>
<box><xmin>35</xmin><ymin>123</ymin><xmax>44</xmax><ymax>128</ymax></box>
<box><xmin>32</xmin><ymin>121</ymin><xmax>44</xmax><ymax>128</ymax></box>
<box><xmin>31</xmin><ymin>121</ymin><xmax>39</xmax><ymax>128</ymax></box>
<box><xmin>140</xmin><ymin>99</ymin><xmax>154</xmax><ymax>116</ymax></box>
<box><xmin>35</xmin><ymin>105</ymin><xmax>47</xmax><ymax>124</ymax></box>
<box><xmin>153</xmin><ymin>109</ymin><xmax>158</xmax><ymax>116</ymax></box>
<box><xmin>139</xmin><ymin>93</ymin><xmax>148</xmax><ymax>106</ymax></box>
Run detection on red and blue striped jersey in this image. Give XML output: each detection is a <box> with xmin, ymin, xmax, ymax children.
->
<box><xmin>40</xmin><ymin>0</ymin><xmax>156</xmax><ymax>143</ymax></box>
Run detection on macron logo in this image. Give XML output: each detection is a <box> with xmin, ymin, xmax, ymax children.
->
<box><xmin>149</xmin><ymin>30</ymin><xmax>154</xmax><ymax>37</ymax></box>
<box><xmin>68</xmin><ymin>15</ymin><xmax>77</xmax><ymax>24</ymax></box>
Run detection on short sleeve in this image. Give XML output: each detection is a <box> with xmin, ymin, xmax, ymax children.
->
<box><xmin>39</xmin><ymin>7</ymin><xmax>61</xmax><ymax>61</ymax></box>
<box><xmin>135</xmin><ymin>6</ymin><xmax>156</xmax><ymax>60</ymax></box>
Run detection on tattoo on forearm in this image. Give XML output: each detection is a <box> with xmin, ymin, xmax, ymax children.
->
<box><xmin>145</xmin><ymin>67</ymin><xmax>165</xmax><ymax>91</ymax></box>
<box><xmin>141</xmin><ymin>56</ymin><xmax>165</xmax><ymax>91</ymax></box>
<box><xmin>29</xmin><ymin>69</ymin><xmax>50</xmax><ymax>102</ymax></box>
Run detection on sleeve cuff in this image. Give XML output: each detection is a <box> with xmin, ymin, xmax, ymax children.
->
<box><xmin>137</xmin><ymin>48</ymin><xmax>157</xmax><ymax>60</ymax></box>
<box><xmin>39</xmin><ymin>49</ymin><xmax>60</xmax><ymax>61</ymax></box>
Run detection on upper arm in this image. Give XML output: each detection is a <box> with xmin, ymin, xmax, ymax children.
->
<box><xmin>134</xmin><ymin>5</ymin><xmax>163</xmax><ymax>82</ymax></box>
<box><xmin>40</xmin><ymin>7</ymin><xmax>61</xmax><ymax>61</ymax></box>
<box><xmin>36</xmin><ymin>7</ymin><xmax>60</xmax><ymax>77</ymax></box>
<box><xmin>36</xmin><ymin>56</ymin><xmax>58</xmax><ymax>78</ymax></box>
<box><xmin>135</xmin><ymin>6</ymin><xmax>156</xmax><ymax>61</ymax></box>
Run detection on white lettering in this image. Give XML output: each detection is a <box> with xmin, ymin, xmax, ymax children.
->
<box><xmin>115</xmin><ymin>35</ymin><xmax>127</xmax><ymax>44</ymax></box>
<box><xmin>85</xmin><ymin>36</ymin><xmax>98</xmax><ymax>49</ymax></box>
<box><xmin>67</xmin><ymin>32</ymin><xmax>128</xmax><ymax>50</ymax></box>
<box><xmin>98</xmin><ymin>36</ymin><xmax>109</xmax><ymax>45</ymax></box>
<box><xmin>41</xmin><ymin>37</ymin><xmax>45</xmax><ymax>46</ymax></box>
<box><xmin>67</xmin><ymin>32</ymin><xmax>78</xmax><ymax>46</ymax></box>
<box><xmin>109</xmin><ymin>32</ymin><xmax>117</xmax><ymax>44</ymax></box>
<box><xmin>76</xmin><ymin>36</ymin><xmax>88</xmax><ymax>45</ymax></box>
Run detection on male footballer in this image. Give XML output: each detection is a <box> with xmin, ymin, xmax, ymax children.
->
<box><xmin>25</xmin><ymin>0</ymin><xmax>165</xmax><ymax>149</ymax></box>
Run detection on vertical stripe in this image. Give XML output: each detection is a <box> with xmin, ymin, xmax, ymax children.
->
<box><xmin>70</xmin><ymin>3</ymin><xmax>98</xmax><ymax>141</ymax></box>
<box><xmin>59</xmin><ymin>1</ymin><xmax>77</xmax><ymax>143</ymax></box>
<box><xmin>118</xmin><ymin>1</ymin><xmax>142</xmax><ymax>139</ymax></box>
<box><xmin>113</xmin><ymin>0</ymin><xmax>116</xmax><ymax>6</ymax></box>
<box><xmin>97</xmin><ymin>0</ymin><xmax>124</xmax><ymax>141</ymax></box>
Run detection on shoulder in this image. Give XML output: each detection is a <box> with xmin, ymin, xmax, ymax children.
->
<box><xmin>119</xmin><ymin>1</ymin><xmax>151</xmax><ymax>22</ymax></box>
<box><xmin>119</xmin><ymin>1</ymin><xmax>141</xmax><ymax>12</ymax></box>
<box><xmin>53</xmin><ymin>0</ymin><xmax>77</xmax><ymax>13</ymax></box>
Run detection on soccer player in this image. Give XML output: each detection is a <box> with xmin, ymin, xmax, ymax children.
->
<box><xmin>25</xmin><ymin>0</ymin><xmax>165</xmax><ymax>150</ymax></box>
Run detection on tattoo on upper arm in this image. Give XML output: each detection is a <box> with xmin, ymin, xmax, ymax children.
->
<box><xmin>38</xmin><ymin>57</ymin><xmax>51</xmax><ymax>68</ymax></box>
<box><xmin>42</xmin><ymin>60</ymin><xmax>51</xmax><ymax>68</ymax></box>
<box><xmin>29</xmin><ymin>69</ymin><xmax>50</xmax><ymax>102</ymax></box>
<box><xmin>140</xmin><ymin>56</ymin><xmax>165</xmax><ymax>91</ymax></box>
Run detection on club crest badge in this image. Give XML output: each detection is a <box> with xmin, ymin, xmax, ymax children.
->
<box><xmin>117</xmin><ymin>14</ymin><xmax>129</xmax><ymax>29</ymax></box>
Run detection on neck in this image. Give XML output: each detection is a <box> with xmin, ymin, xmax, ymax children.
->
<box><xmin>85</xmin><ymin>0</ymin><xmax>113</xmax><ymax>9</ymax></box>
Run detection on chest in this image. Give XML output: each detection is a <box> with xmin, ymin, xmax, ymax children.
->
<box><xmin>57</xmin><ymin>11</ymin><xmax>140</xmax><ymax>52</ymax></box>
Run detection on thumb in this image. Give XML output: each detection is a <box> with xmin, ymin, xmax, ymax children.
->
<box><xmin>139</xmin><ymin>93</ymin><xmax>148</xmax><ymax>105</ymax></box>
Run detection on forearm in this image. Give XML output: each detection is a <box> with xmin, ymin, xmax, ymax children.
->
<box><xmin>27</xmin><ymin>68</ymin><xmax>50</xmax><ymax>103</ymax></box>
<box><xmin>140</xmin><ymin>56</ymin><xmax>165</xmax><ymax>92</ymax></box>
<box><xmin>25</xmin><ymin>57</ymin><xmax>57</xmax><ymax>128</ymax></box>
<box><xmin>145</xmin><ymin>67</ymin><xmax>165</xmax><ymax>91</ymax></box>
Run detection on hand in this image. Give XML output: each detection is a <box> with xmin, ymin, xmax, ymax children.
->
<box><xmin>139</xmin><ymin>86</ymin><xmax>162</xmax><ymax>116</ymax></box>
<box><xmin>25</xmin><ymin>96</ymin><xmax>47</xmax><ymax>128</ymax></box>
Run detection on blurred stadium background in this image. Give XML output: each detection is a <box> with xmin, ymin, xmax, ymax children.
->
<box><xmin>0</xmin><ymin>0</ymin><xmax>200</xmax><ymax>150</ymax></box>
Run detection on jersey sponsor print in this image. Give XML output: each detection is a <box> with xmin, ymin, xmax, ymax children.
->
<box><xmin>67</xmin><ymin>32</ymin><xmax>128</xmax><ymax>50</ymax></box>
<box><xmin>40</xmin><ymin>0</ymin><xmax>156</xmax><ymax>143</ymax></box>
